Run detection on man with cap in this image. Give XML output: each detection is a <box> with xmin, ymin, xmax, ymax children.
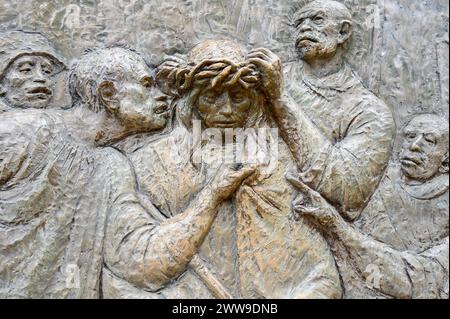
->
<box><xmin>0</xmin><ymin>30</ymin><xmax>66</xmax><ymax>112</ymax></box>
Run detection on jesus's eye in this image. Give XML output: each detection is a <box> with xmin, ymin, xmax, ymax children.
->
<box><xmin>202</xmin><ymin>92</ymin><xmax>216</xmax><ymax>104</ymax></box>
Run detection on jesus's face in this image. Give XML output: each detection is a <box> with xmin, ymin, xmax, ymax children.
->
<box><xmin>195</xmin><ymin>85</ymin><xmax>254</xmax><ymax>130</ymax></box>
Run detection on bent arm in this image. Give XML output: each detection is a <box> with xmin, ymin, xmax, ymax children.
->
<box><xmin>104</xmin><ymin>165</ymin><xmax>222</xmax><ymax>292</ymax></box>
<box><xmin>273</xmin><ymin>94</ymin><xmax>394</xmax><ymax>218</ymax></box>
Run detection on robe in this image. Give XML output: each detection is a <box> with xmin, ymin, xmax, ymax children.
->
<box><xmin>102</xmin><ymin>123</ymin><xmax>342</xmax><ymax>299</ymax></box>
<box><xmin>353</xmin><ymin>164</ymin><xmax>449</xmax><ymax>299</ymax></box>
<box><xmin>0</xmin><ymin>109</ymin><xmax>144</xmax><ymax>298</ymax></box>
<box><xmin>284</xmin><ymin>62</ymin><xmax>396</xmax><ymax>216</ymax></box>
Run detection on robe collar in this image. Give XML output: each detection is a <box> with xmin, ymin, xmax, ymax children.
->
<box><xmin>400</xmin><ymin>173</ymin><xmax>449</xmax><ymax>200</ymax></box>
<box><xmin>301</xmin><ymin>63</ymin><xmax>361</xmax><ymax>100</ymax></box>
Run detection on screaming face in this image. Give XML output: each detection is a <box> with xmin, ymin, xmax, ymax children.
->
<box><xmin>1</xmin><ymin>55</ymin><xmax>59</xmax><ymax>109</ymax></box>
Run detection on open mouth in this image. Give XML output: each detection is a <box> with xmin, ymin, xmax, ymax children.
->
<box><xmin>27</xmin><ymin>87</ymin><xmax>52</xmax><ymax>100</ymax></box>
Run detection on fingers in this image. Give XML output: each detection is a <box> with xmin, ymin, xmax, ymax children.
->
<box><xmin>248</xmin><ymin>48</ymin><xmax>281</xmax><ymax>68</ymax></box>
<box><xmin>285</xmin><ymin>172</ymin><xmax>317</xmax><ymax>196</ymax></box>
<box><xmin>293</xmin><ymin>205</ymin><xmax>320</xmax><ymax>216</ymax></box>
<box><xmin>248</xmin><ymin>48</ymin><xmax>278</xmax><ymax>59</ymax></box>
<box><xmin>247</xmin><ymin>57</ymin><xmax>272</xmax><ymax>69</ymax></box>
<box><xmin>240</xmin><ymin>166</ymin><xmax>258</xmax><ymax>180</ymax></box>
<box><xmin>292</xmin><ymin>193</ymin><xmax>306</xmax><ymax>208</ymax></box>
<box><xmin>248</xmin><ymin>51</ymin><xmax>271</xmax><ymax>61</ymax></box>
<box><xmin>159</xmin><ymin>55</ymin><xmax>186</xmax><ymax>68</ymax></box>
<box><xmin>285</xmin><ymin>170</ymin><xmax>308</xmax><ymax>191</ymax></box>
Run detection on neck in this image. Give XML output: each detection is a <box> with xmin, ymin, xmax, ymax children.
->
<box><xmin>302</xmin><ymin>50</ymin><xmax>346</xmax><ymax>78</ymax></box>
<box><xmin>402</xmin><ymin>175</ymin><xmax>425</xmax><ymax>186</ymax></box>
<box><xmin>401</xmin><ymin>172</ymin><xmax>442</xmax><ymax>187</ymax></box>
<box><xmin>63</xmin><ymin>105</ymin><xmax>127</xmax><ymax>147</ymax></box>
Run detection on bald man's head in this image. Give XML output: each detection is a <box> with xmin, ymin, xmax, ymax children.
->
<box><xmin>296</xmin><ymin>1</ymin><xmax>352</xmax><ymax>21</ymax></box>
<box><xmin>400</xmin><ymin>114</ymin><xmax>449</xmax><ymax>181</ymax></box>
<box><xmin>293</xmin><ymin>0</ymin><xmax>353</xmax><ymax>63</ymax></box>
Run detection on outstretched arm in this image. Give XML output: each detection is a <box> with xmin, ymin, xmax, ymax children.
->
<box><xmin>274</xmin><ymin>93</ymin><xmax>394</xmax><ymax>219</ymax></box>
<box><xmin>289</xmin><ymin>175</ymin><xmax>448</xmax><ymax>299</ymax></box>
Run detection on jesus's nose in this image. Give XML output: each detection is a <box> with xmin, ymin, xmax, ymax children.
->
<box><xmin>218</xmin><ymin>95</ymin><xmax>233</xmax><ymax>115</ymax></box>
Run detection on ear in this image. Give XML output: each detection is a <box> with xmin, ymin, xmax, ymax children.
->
<box><xmin>338</xmin><ymin>20</ymin><xmax>353</xmax><ymax>44</ymax></box>
<box><xmin>439</xmin><ymin>152</ymin><xmax>449</xmax><ymax>174</ymax></box>
<box><xmin>98</xmin><ymin>80</ymin><xmax>119</xmax><ymax>112</ymax></box>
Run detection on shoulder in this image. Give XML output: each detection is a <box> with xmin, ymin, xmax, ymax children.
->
<box><xmin>131</xmin><ymin>126</ymin><xmax>189</xmax><ymax>167</ymax></box>
<box><xmin>350</xmin><ymin>83</ymin><xmax>394</xmax><ymax>121</ymax></box>
<box><xmin>95</xmin><ymin>147</ymin><xmax>138</xmax><ymax>197</ymax></box>
<box><xmin>344</xmin><ymin>85</ymin><xmax>396</xmax><ymax>136</ymax></box>
<box><xmin>0</xmin><ymin>110</ymin><xmax>65</xmax><ymax>149</ymax></box>
<box><xmin>0</xmin><ymin>109</ymin><xmax>63</xmax><ymax>131</ymax></box>
<box><xmin>99</xmin><ymin>147</ymin><xmax>134</xmax><ymax>175</ymax></box>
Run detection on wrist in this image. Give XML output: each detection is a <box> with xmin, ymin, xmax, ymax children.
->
<box><xmin>201</xmin><ymin>184</ymin><xmax>223</xmax><ymax>209</ymax></box>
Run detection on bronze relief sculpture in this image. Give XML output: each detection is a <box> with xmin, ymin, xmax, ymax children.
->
<box><xmin>0</xmin><ymin>0</ymin><xmax>448</xmax><ymax>299</ymax></box>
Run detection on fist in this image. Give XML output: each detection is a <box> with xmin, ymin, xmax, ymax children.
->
<box><xmin>210</xmin><ymin>163</ymin><xmax>257</xmax><ymax>202</ymax></box>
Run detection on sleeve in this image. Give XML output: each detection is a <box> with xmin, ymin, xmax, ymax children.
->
<box><xmin>0</xmin><ymin>113</ymin><xmax>51</xmax><ymax>187</ymax></box>
<box><xmin>299</xmin><ymin>98</ymin><xmax>395</xmax><ymax>218</ymax></box>
<box><xmin>402</xmin><ymin>237</ymin><xmax>449</xmax><ymax>299</ymax></box>
<box><xmin>103</xmin><ymin>153</ymin><xmax>217</xmax><ymax>292</ymax></box>
<box><xmin>103</xmin><ymin>155</ymin><xmax>186</xmax><ymax>292</ymax></box>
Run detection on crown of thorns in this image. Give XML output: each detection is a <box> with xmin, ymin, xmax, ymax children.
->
<box><xmin>158</xmin><ymin>58</ymin><xmax>261</xmax><ymax>97</ymax></box>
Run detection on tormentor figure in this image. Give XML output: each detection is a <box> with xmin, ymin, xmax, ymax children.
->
<box><xmin>0</xmin><ymin>31</ymin><xmax>66</xmax><ymax>112</ymax></box>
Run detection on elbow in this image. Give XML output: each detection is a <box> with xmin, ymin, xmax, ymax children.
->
<box><xmin>119</xmin><ymin>258</ymin><xmax>174</xmax><ymax>293</ymax></box>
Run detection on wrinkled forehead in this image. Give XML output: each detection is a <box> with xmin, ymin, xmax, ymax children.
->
<box><xmin>295</xmin><ymin>6</ymin><xmax>328</xmax><ymax>20</ymax></box>
<box><xmin>404</xmin><ymin>117</ymin><xmax>449</xmax><ymax>137</ymax></box>
<box><xmin>294</xmin><ymin>1</ymin><xmax>351</xmax><ymax>22</ymax></box>
<box><xmin>199</xmin><ymin>81</ymin><xmax>255</xmax><ymax>96</ymax></box>
<box><xmin>114</xmin><ymin>55</ymin><xmax>152</xmax><ymax>84</ymax></box>
<box><xmin>10</xmin><ymin>54</ymin><xmax>54</xmax><ymax>67</ymax></box>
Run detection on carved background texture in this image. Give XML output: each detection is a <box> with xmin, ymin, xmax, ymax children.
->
<box><xmin>0</xmin><ymin>0</ymin><xmax>448</xmax><ymax>299</ymax></box>
<box><xmin>1</xmin><ymin>0</ymin><xmax>448</xmax><ymax>133</ymax></box>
